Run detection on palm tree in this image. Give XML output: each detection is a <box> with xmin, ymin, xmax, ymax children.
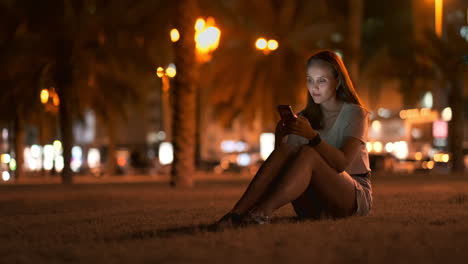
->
<box><xmin>77</xmin><ymin>1</ymin><xmax>167</xmax><ymax>175</ymax></box>
<box><xmin>201</xmin><ymin>0</ymin><xmax>338</xmax><ymax>130</ymax></box>
<box><xmin>0</xmin><ymin>3</ymin><xmax>49</xmax><ymax>179</ymax></box>
<box><xmin>421</xmin><ymin>28</ymin><xmax>467</xmax><ymax>173</ymax></box>
<box><xmin>347</xmin><ymin>0</ymin><xmax>363</xmax><ymax>87</ymax></box>
<box><xmin>0</xmin><ymin>0</ymin><xmax>170</xmax><ymax>182</ymax></box>
<box><xmin>170</xmin><ymin>0</ymin><xmax>199</xmax><ymax>188</ymax></box>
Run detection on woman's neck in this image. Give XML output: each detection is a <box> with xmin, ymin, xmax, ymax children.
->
<box><xmin>320</xmin><ymin>99</ymin><xmax>344</xmax><ymax>112</ymax></box>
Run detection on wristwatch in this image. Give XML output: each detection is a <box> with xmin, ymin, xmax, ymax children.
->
<box><xmin>308</xmin><ymin>134</ymin><xmax>321</xmax><ymax>147</ymax></box>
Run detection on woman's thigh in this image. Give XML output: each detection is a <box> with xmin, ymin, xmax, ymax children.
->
<box><xmin>291</xmin><ymin>146</ymin><xmax>357</xmax><ymax>218</ymax></box>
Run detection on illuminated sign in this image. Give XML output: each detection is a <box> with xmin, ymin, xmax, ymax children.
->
<box><xmin>432</xmin><ymin>120</ymin><xmax>448</xmax><ymax>138</ymax></box>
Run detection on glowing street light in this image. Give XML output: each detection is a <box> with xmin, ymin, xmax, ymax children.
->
<box><xmin>255</xmin><ymin>38</ymin><xmax>267</xmax><ymax>50</ymax></box>
<box><xmin>255</xmin><ymin>37</ymin><xmax>279</xmax><ymax>54</ymax></box>
<box><xmin>435</xmin><ymin>0</ymin><xmax>443</xmax><ymax>37</ymax></box>
<box><xmin>195</xmin><ymin>18</ymin><xmax>205</xmax><ymax>31</ymax></box>
<box><xmin>267</xmin><ymin>39</ymin><xmax>279</xmax><ymax>51</ymax></box>
<box><xmin>156</xmin><ymin>64</ymin><xmax>177</xmax><ymax>141</ymax></box>
<box><xmin>441</xmin><ymin>107</ymin><xmax>452</xmax><ymax>122</ymax></box>
<box><xmin>52</xmin><ymin>94</ymin><xmax>60</xmax><ymax>106</ymax></box>
<box><xmin>156</xmin><ymin>64</ymin><xmax>177</xmax><ymax>79</ymax></box>
<box><xmin>40</xmin><ymin>87</ymin><xmax>60</xmax><ymax>112</ymax></box>
<box><xmin>2</xmin><ymin>171</ymin><xmax>10</xmax><ymax>181</ymax></box>
<box><xmin>40</xmin><ymin>89</ymin><xmax>49</xmax><ymax>104</ymax></box>
<box><xmin>156</xmin><ymin>67</ymin><xmax>165</xmax><ymax>78</ymax></box>
<box><xmin>170</xmin><ymin>28</ymin><xmax>180</xmax><ymax>43</ymax></box>
<box><xmin>1</xmin><ymin>154</ymin><xmax>11</xmax><ymax>164</ymax></box>
<box><xmin>194</xmin><ymin>17</ymin><xmax>221</xmax><ymax>63</ymax></box>
<box><xmin>165</xmin><ymin>63</ymin><xmax>177</xmax><ymax>78</ymax></box>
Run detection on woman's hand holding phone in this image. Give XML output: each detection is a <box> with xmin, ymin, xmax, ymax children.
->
<box><xmin>277</xmin><ymin>105</ymin><xmax>297</xmax><ymax>124</ymax></box>
<box><xmin>275</xmin><ymin>105</ymin><xmax>297</xmax><ymax>139</ymax></box>
<box><xmin>286</xmin><ymin>116</ymin><xmax>317</xmax><ymax>140</ymax></box>
<box><xmin>275</xmin><ymin>119</ymin><xmax>289</xmax><ymax>137</ymax></box>
<box><xmin>276</xmin><ymin>105</ymin><xmax>317</xmax><ymax>139</ymax></box>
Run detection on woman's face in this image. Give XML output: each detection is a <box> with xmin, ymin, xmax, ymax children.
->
<box><xmin>306</xmin><ymin>62</ymin><xmax>339</xmax><ymax>105</ymax></box>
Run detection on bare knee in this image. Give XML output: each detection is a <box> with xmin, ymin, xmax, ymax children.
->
<box><xmin>297</xmin><ymin>145</ymin><xmax>319</xmax><ymax>159</ymax></box>
<box><xmin>276</xmin><ymin>142</ymin><xmax>299</xmax><ymax>156</ymax></box>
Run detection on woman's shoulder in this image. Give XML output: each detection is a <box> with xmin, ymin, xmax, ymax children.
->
<box><xmin>343</xmin><ymin>103</ymin><xmax>369</xmax><ymax>119</ymax></box>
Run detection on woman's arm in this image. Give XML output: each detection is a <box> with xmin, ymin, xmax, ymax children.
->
<box><xmin>286</xmin><ymin>115</ymin><xmax>364</xmax><ymax>173</ymax></box>
<box><xmin>312</xmin><ymin>136</ymin><xmax>362</xmax><ymax>173</ymax></box>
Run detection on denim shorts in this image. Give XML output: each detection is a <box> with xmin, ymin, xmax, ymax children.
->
<box><xmin>351</xmin><ymin>175</ymin><xmax>373</xmax><ymax>216</ymax></box>
<box><xmin>292</xmin><ymin>174</ymin><xmax>373</xmax><ymax>219</ymax></box>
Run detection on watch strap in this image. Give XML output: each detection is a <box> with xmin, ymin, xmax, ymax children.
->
<box><xmin>308</xmin><ymin>134</ymin><xmax>321</xmax><ymax>147</ymax></box>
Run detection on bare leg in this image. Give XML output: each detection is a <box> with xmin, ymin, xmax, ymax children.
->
<box><xmin>251</xmin><ymin>145</ymin><xmax>357</xmax><ymax>218</ymax></box>
<box><xmin>230</xmin><ymin>143</ymin><xmax>299</xmax><ymax>215</ymax></box>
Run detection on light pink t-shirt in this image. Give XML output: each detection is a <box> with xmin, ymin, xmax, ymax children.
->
<box><xmin>286</xmin><ymin>102</ymin><xmax>371</xmax><ymax>174</ymax></box>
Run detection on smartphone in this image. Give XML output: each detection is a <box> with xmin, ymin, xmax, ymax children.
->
<box><xmin>277</xmin><ymin>105</ymin><xmax>297</xmax><ymax>121</ymax></box>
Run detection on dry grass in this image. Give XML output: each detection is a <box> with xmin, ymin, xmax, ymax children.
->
<box><xmin>1</xmin><ymin>174</ymin><xmax>468</xmax><ymax>263</ymax></box>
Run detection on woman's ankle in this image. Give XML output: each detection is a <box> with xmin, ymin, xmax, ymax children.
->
<box><xmin>249</xmin><ymin>206</ymin><xmax>272</xmax><ymax>218</ymax></box>
<box><xmin>231</xmin><ymin>205</ymin><xmax>248</xmax><ymax>215</ymax></box>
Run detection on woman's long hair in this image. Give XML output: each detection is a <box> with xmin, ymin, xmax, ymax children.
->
<box><xmin>301</xmin><ymin>50</ymin><xmax>366</xmax><ymax>129</ymax></box>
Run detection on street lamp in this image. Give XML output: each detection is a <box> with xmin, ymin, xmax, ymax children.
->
<box><xmin>170</xmin><ymin>29</ymin><xmax>180</xmax><ymax>43</ymax></box>
<box><xmin>435</xmin><ymin>0</ymin><xmax>443</xmax><ymax>37</ymax></box>
<box><xmin>167</xmin><ymin>17</ymin><xmax>221</xmax><ymax>169</ymax></box>
<box><xmin>194</xmin><ymin>17</ymin><xmax>221</xmax><ymax>63</ymax></box>
<box><xmin>40</xmin><ymin>87</ymin><xmax>60</xmax><ymax>113</ymax></box>
<box><xmin>255</xmin><ymin>37</ymin><xmax>279</xmax><ymax>55</ymax></box>
<box><xmin>156</xmin><ymin>64</ymin><xmax>177</xmax><ymax>142</ymax></box>
<box><xmin>193</xmin><ymin>17</ymin><xmax>221</xmax><ymax>166</ymax></box>
<box><xmin>40</xmin><ymin>89</ymin><xmax>49</xmax><ymax>104</ymax></box>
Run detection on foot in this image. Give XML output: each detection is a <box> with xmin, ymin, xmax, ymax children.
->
<box><xmin>240</xmin><ymin>211</ymin><xmax>271</xmax><ymax>226</ymax></box>
<box><xmin>212</xmin><ymin>212</ymin><xmax>243</xmax><ymax>229</ymax></box>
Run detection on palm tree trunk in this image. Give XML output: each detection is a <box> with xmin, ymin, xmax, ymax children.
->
<box><xmin>171</xmin><ymin>0</ymin><xmax>199</xmax><ymax>188</ymax></box>
<box><xmin>106</xmin><ymin>119</ymin><xmax>118</xmax><ymax>176</ymax></box>
<box><xmin>448</xmin><ymin>77</ymin><xmax>465</xmax><ymax>173</ymax></box>
<box><xmin>348</xmin><ymin>0</ymin><xmax>363</xmax><ymax>86</ymax></box>
<box><xmin>162</xmin><ymin>77</ymin><xmax>172</xmax><ymax>142</ymax></box>
<box><xmin>56</xmin><ymin>50</ymin><xmax>74</xmax><ymax>184</ymax></box>
<box><xmin>58</xmin><ymin>92</ymin><xmax>73</xmax><ymax>183</ymax></box>
<box><xmin>39</xmin><ymin>113</ymin><xmax>48</xmax><ymax>177</ymax></box>
<box><xmin>14</xmin><ymin>113</ymin><xmax>24</xmax><ymax>181</ymax></box>
<box><xmin>195</xmin><ymin>85</ymin><xmax>202</xmax><ymax>168</ymax></box>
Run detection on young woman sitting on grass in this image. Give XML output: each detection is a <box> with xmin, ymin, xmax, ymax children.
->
<box><xmin>215</xmin><ymin>50</ymin><xmax>373</xmax><ymax>226</ymax></box>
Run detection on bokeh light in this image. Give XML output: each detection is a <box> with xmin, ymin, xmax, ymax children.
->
<box><xmin>255</xmin><ymin>38</ymin><xmax>267</xmax><ymax>50</ymax></box>
<box><xmin>267</xmin><ymin>39</ymin><xmax>278</xmax><ymax>50</ymax></box>
<box><xmin>159</xmin><ymin>142</ymin><xmax>174</xmax><ymax>165</ymax></box>
<box><xmin>170</xmin><ymin>28</ymin><xmax>180</xmax><ymax>42</ymax></box>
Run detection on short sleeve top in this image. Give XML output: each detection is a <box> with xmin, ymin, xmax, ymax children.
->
<box><xmin>286</xmin><ymin>102</ymin><xmax>371</xmax><ymax>174</ymax></box>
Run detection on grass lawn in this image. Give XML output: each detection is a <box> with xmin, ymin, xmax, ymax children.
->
<box><xmin>1</xmin><ymin>173</ymin><xmax>467</xmax><ymax>263</ymax></box>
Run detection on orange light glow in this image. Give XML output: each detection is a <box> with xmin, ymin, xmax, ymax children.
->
<box><xmin>40</xmin><ymin>89</ymin><xmax>49</xmax><ymax>104</ymax></box>
<box><xmin>366</xmin><ymin>142</ymin><xmax>373</xmax><ymax>152</ymax></box>
<box><xmin>117</xmin><ymin>157</ymin><xmax>126</xmax><ymax>167</ymax></box>
<box><xmin>166</xmin><ymin>65</ymin><xmax>176</xmax><ymax>78</ymax></box>
<box><xmin>194</xmin><ymin>17</ymin><xmax>221</xmax><ymax>63</ymax></box>
<box><xmin>255</xmin><ymin>38</ymin><xmax>267</xmax><ymax>50</ymax></box>
<box><xmin>441</xmin><ymin>107</ymin><xmax>452</xmax><ymax>121</ymax></box>
<box><xmin>267</xmin><ymin>39</ymin><xmax>278</xmax><ymax>50</ymax></box>
<box><xmin>415</xmin><ymin>152</ymin><xmax>422</xmax><ymax>161</ymax></box>
<box><xmin>52</xmin><ymin>94</ymin><xmax>60</xmax><ymax>106</ymax></box>
<box><xmin>427</xmin><ymin>160</ymin><xmax>435</xmax><ymax>169</ymax></box>
<box><xmin>170</xmin><ymin>28</ymin><xmax>180</xmax><ymax>42</ymax></box>
<box><xmin>195</xmin><ymin>18</ymin><xmax>205</xmax><ymax>31</ymax></box>
<box><xmin>373</xmin><ymin>141</ymin><xmax>383</xmax><ymax>153</ymax></box>
<box><xmin>441</xmin><ymin>154</ymin><xmax>449</xmax><ymax>163</ymax></box>
<box><xmin>435</xmin><ymin>0</ymin><xmax>443</xmax><ymax>37</ymax></box>
<box><xmin>156</xmin><ymin>67</ymin><xmax>165</xmax><ymax>78</ymax></box>
<box><xmin>399</xmin><ymin>110</ymin><xmax>407</xmax><ymax>119</ymax></box>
